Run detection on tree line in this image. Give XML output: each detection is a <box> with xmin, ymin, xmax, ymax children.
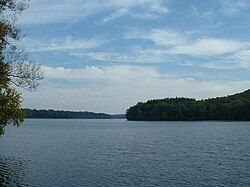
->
<box><xmin>24</xmin><ymin>109</ymin><xmax>125</xmax><ymax>119</ymax></box>
<box><xmin>126</xmin><ymin>90</ymin><xmax>250</xmax><ymax>121</ymax></box>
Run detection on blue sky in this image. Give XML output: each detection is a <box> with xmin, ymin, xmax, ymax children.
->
<box><xmin>19</xmin><ymin>0</ymin><xmax>250</xmax><ymax>113</ymax></box>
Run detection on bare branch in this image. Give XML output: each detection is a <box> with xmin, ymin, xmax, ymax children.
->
<box><xmin>9</xmin><ymin>61</ymin><xmax>44</xmax><ymax>91</ymax></box>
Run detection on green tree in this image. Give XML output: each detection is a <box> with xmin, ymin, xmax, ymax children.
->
<box><xmin>0</xmin><ymin>0</ymin><xmax>44</xmax><ymax>135</ymax></box>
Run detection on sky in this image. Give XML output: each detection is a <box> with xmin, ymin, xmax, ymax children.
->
<box><xmin>18</xmin><ymin>0</ymin><xmax>250</xmax><ymax>114</ymax></box>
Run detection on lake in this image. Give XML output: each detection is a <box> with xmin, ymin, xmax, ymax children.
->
<box><xmin>0</xmin><ymin>119</ymin><xmax>249</xmax><ymax>186</ymax></box>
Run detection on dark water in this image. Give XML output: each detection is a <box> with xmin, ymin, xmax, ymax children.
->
<box><xmin>0</xmin><ymin>119</ymin><xmax>249</xmax><ymax>187</ymax></box>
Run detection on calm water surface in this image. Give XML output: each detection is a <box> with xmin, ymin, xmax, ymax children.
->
<box><xmin>0</xmin><ymin>119</ymin><xmax>249</xmax><ymax>187</ymax></box>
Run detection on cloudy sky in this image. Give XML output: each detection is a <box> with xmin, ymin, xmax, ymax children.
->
<box><xmin>19</xmin><ymin>0</ymin><xmax>250</xmax><ymax>113</ymax></box>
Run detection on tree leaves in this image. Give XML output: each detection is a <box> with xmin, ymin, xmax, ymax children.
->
<box><xmin>0</xmin><ymin>0</ymin><xmax>43</xmax><ymax>136</ymax></box>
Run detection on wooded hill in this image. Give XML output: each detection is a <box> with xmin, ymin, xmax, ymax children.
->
<box><xmin>126</xmin><ymin>90</ymin><xmax>250</xmax><ymax>121</ymax></box>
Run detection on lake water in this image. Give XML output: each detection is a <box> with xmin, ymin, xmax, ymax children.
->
<box><xmin>0</xmin><ymin>119</ymin><xmax>249</xmax><ymax>187</ymax></box>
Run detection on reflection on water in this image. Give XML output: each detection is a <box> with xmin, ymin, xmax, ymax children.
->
<box><xmin>0</xmin><ymin>156</ymin><xmax>31</xmax><ymax>187</ymax></box>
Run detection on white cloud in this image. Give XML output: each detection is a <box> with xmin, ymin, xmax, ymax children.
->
<box><xmin>109</xmin><ymin>0</ymin><xmax>169</xmax><ymax>13</ymax></box>
<box><xmin>170</xmin><ymin>39</ymin><xmax>245</xmax><ymax>56</ymax></box>
<box><xmin>68</xmin><ymin>34</ymin><xmax>249</xmax><ymax>68</ymax></box>
<box><xmin>221</xmin><ymin>0</ymin><xmax>250</xmax><ymax>16</ymax></box>
<box><xmin>21</xmin><ymin>36</ymin><xmax>107</xmax><ymax>52</ymax></box>
<box><xmin>126</xmin><ymin>28</ymin><xmax>247</xmax><ymax>56</ymax></box>
<box><xmin>42</xmin><ymin>65</ymin><xmax>159</xmax><ymax>82</ymax></box>
<box><xmin>19</xmin><ymin>0</ymin><xmax>99</xmax><ymax>24</ymax></box>
<box><xmin>19</xmin><ymin>0</ymin><xmax>169</xmax><ymax>24</ymax></box>
<box><xmin>227</xmin><ymin>49</ymin><xmax>250</xmax><ymax>69</ymax></box>
<box><xmin>71</xmin><ymin>48</ymin><xmax>167</xmax><ymax>63</ymax></box>
<box><xmin>101</xmin><ymin>8</ymin><xmax>129</xmax><ymax>23</ymax></box>
<box><xmin>101</xmin><ymin>6</ymin><xmax>163</xmax><ymax>24</ymax></box>
<box><xmin>200</xmin><ymin>61</ymin><xmax>240</xmax><ymax>70</ymax></box>
<box><xmin>130</xmin><ymin>12</ymin><xmax>159</xmax><ymax>20</ymax></box>
<box><xmin>22</xmin><ymin>65</ymin><xmax>250</xmax><ymax>113</ymax></box>
<box><xmin>125</xmin><ymin>29</ymin><xmax>185</xmax><ymax>46</ymax></box>
<box><xmin>191</xmin><ymin>6</ymin><xmax>214</xmax><ymax>19</ymax></box>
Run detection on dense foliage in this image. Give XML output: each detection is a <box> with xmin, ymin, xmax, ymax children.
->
<box><xmin>0</xmin><ymin>0</ymin><xmax>43</xmax><ymax>135</ymax></box>
<box><xmin>126</xmin><ymin>90</ymin><xmax>250</xmax><ymax>121</ymax></box>
<box><xmin>24</xmin><ymin>109</ymin><xmax>125</xmax><ymax>119</ymax></box>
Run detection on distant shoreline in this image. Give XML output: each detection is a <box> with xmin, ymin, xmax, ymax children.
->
<box><xmin>24</xmin><ymin>118</ymin><xmax>126</xmax><ymax>120</ymax></box>
<box><xmin>23</xmin><ymin>109</ymin><xmax>126</xmax><ymax>119</ymax></box>
<box><xmin>23</xmin><ymin>118</ymin><xmax>249</xmax><ymax>122</ymax></box>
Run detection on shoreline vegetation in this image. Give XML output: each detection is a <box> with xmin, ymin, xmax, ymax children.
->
<box><xmin>23</xmin><ymin>109</ymin><xmax>125</xmax><ymax>119</ymax></box>
<box><xmin>23</xmin><ymin>89</ymin><xmax>249</xmax><ymax>121</ymax></box>
<box><xmin>126</xmin><ymin>90</ymin><xmax>250</xmax><ymax>121</ymax></box>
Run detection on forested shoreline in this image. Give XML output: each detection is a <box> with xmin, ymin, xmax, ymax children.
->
<box><xmin>24</xmin><ymin>109</ymin><xmax>125</xmax><ymax>119</ymax></box>
<box><xmin>126</xmin><ymin>90</ymin><xmax>250</xmax><ymax>121</ymax></box>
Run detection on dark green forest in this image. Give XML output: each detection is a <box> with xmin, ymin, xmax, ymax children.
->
<box><xmin>24</xmin><ymin>109</ymin><xmax>125</xmax><ymax>119</ymax></box>
<box><xmin>126</xmin><ymin>89</ymin><xmax>250</xmax><ymax>121</ymax></box>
